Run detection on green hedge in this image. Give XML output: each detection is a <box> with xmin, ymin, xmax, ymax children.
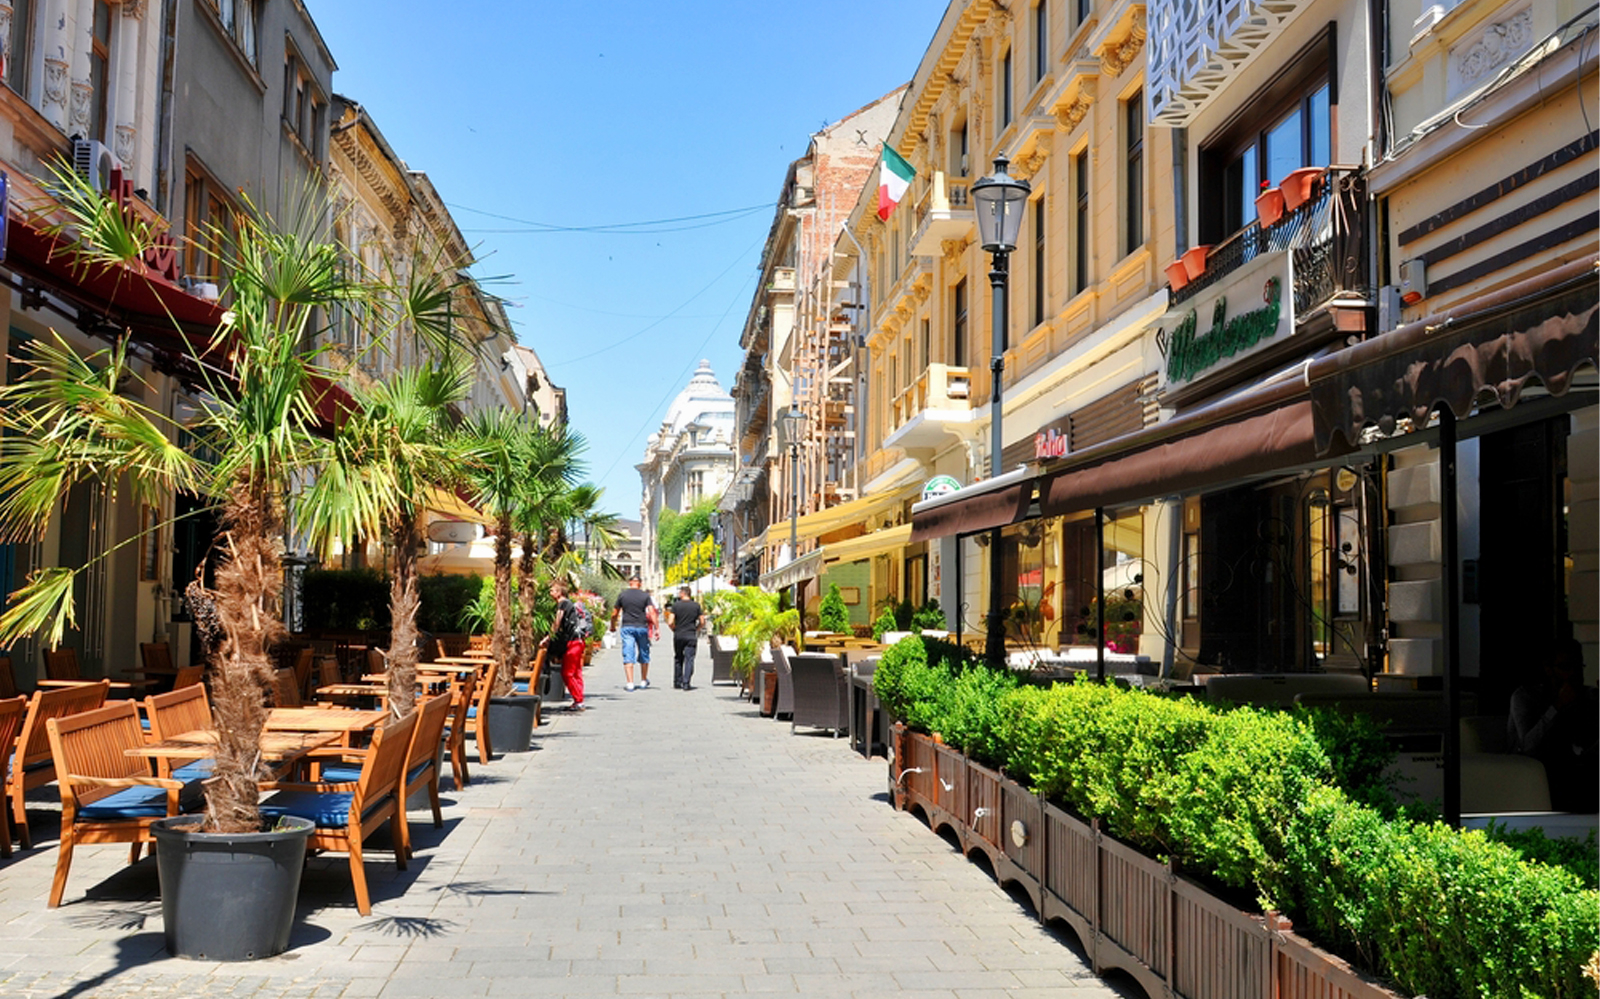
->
<box><xmin>875</xmin><ymin>636</ymin><xmax>1599</xmax><ymax>998</ymax></box>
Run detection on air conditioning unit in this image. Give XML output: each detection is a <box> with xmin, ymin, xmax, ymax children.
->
<box><xmin>72</xmin><ymin>138</ymin><xmax>122</xmax><ymax>193</ymax></box>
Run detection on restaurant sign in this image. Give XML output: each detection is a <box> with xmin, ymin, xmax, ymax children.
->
<box><xmin>1161</xmin><ymin>250</ymin><xmax>1292</xmax><ymax>386</ymax></box>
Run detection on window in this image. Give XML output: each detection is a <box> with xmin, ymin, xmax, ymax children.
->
<box><xmin>920</xmin><ymin>317</ymin><xmax>930</xmax><ymax>375</ymax></box>
<box><xmin>686</xmin><ymin>470</ymin><xmax>704</xmax><ymax>505</ymax></box>
<box><xmin>88</xmin><ymin>0</ymin><xmax>111</xmax><ymax>141</ymax></box>
<box><xmin>1198</xmin><ymin>30</ymin><xmax>1333</xmax><ymax>242</ymax></box>
<box><xmin>207</xmin><ymin>0</ymin><xmax>258</xmax><ymax>64</ymax></box>
<box><xmin>282</xmin><ymin>48</ymin><xmax>324</xmax><ymax>157</ymax></box>
<box><xmin>1001</xmin><ymin>49</ymin><xmax>1014</xmax><ymax>126</ymax></box>
<box><xmin>1078</xmin><ymin>0</ymin><xmax>1092</xmax><ymax>27</ymax></box>
<box><xmin>952</xmin><ymin>279</ymin><xmax>968</xmax><ymax>367</ymax></box>
<box><xmin>1034</xmin><ymin>1</ymin><xmax>1049</xmax><ymax>84</ymax></box>
<box><xmin>1032</xmin><ymin>196</ymin><xmax>1046</xmax><ymax>328</ymax></box>
<box><xmin>1123</xmin><ymin>89</ymin><xmax>1143</xmax><ymax>256</ymax></box>
<box><xmin>1073</xmin><ymin>151</ymin><xmax>1089</xmax><ymax>293</ymax></box>
<box><xmin>4</xmin><ymin>0</ymin><xmax>33</xmax><ymax>96</ymax></box>
<box><xmin>183</xmin><ymin>164</ymin><xmax>235</xmax><ymax>282</ymax></box>
<box><xmin>951</xmin><ymin>117</ymin><xmax>969</xmax><ymax>175</ymax></box>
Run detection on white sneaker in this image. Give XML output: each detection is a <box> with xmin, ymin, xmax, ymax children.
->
<box><xmin>639</xmin><ymin>678</ymin><xmax>650</xmax><ymax>689</ymax></box>
<box><xmin>625</xmin><ymin>682</ymin><xmax>635</xmax><ymax>691</ymax></box>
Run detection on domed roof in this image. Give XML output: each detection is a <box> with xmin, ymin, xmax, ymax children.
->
<box><xmin>663</xmin><ymin>360</ymin><xmax>734</xmax><ymax>436</ymax></box>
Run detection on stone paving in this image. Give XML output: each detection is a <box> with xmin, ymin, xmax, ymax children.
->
<box><xmin>0</xmin><ymin>646</ymin><xmax>1126</xmax><ymax>998</ymax></box>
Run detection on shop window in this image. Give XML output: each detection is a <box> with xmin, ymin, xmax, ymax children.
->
<box><xmin>1198</xmin><ymin>28</ymin><xmax>1333</xmax><ymax>244</ymax></box>
<box><xmin>1058</xmin><ymin>508</ymin><xmax>1143</xmax><ymax>650</ymax></box>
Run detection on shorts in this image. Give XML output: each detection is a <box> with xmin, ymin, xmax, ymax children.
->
<box><xmin>620</xmin><ymin>626</ymin><xmax>651</xmax><ymax>664</ymax></box>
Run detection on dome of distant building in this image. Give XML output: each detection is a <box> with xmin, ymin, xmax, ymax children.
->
<box><xmin>661</xmin><ymin>360</ymin><xmax>733</xmax><ymax>436</ymax></box>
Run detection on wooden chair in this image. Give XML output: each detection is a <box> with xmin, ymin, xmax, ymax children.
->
<box><xmin>317</xmin><ymin>693</ymin><xmax>451</xmax><ymax>855</ymax></box>
<box><xmin>259</xmin><ymin>709</ymin><xmax>419</xmax><ymax>915</ymax></box>
<box><xmin>467</xmin><ymin>634</ymin><xmax>490</xmax><ymax>652</ymax></box>
<box><xmin>365</xmin><ymin>648</ymin><xmax>387</xmax><ymax>675</ymax></box>
<box><xmin>9</xmin><ymin>682</ymin><xmax>110</xmax><ymax>850</ymax></box>
<box><xmin>291</xmin><ymin>647</ymin><xmax>315</xmax><ymax>700</ymax></box>
<box><xmin>43</xmin><ymin>647</ymin><xmax>155</xmax><ymax>693</ymax></box>
<box><xmin>0</xmin><ymin>655</ymin><xmax>18</xmax><ymax>699</ymax></box>
<box><xmin>464</xmin><ymin>658</ymin><xmax>499</xmax><ymax>764</ymax></box>
<box><xmin>44</xmin><ymin>700</ymin><xmax>198</xmax><ymax>906</ymax></box>
<box><xmin>142</xmin><ymin>685</ymin><xmax>214</xmax><ymax>781</ymax></box>
<box><xmin>443</xmin><ymin>669</ymin><xmax>478</xmax><ymax>789</ymax></box>
<box><xmin>137</xmin><ymin>642</ymin><xmax>175</xmax><ymax>676</ymax></box>
<box><xmin>171</xmin><ymin>665</ymin><xmax>205</xmax><ymax>690</ymax></box>
<box><xmin>270</xmin><ymin>668</ymin><xmax>303</xmax><ymax>709</ymax></box>
<box><xmin>0</xmin><ymin>695</ymin><xmax>28</xmax><ymax>857</ymax></box>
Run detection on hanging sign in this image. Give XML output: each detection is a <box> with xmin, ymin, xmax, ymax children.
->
<box><xmin>921</xmin><ymin>475</ymin><xmax>962</xmax><ymax>501</ymax></box>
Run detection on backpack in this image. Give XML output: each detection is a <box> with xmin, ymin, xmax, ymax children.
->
<box><xmin>568</xmin><ymin>600</ymin><xmax>593</xmax><ymax>642</ymax></box>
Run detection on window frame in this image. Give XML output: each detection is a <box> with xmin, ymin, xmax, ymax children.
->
<box><xmin>1073</xmin><ymin>150</ymin><xmax>1089</xmax><ymax>294</ymax></box>
<box><xmin>1034</xmin><ymin>0</ymin><xmax>1049</xmax><ymax>85</ymax></box>
<box><xmin>952</xmin><ymin>278</ymin><xmax>968</xmax><ymax>368</ymax></box>
<box><xmin>1032</xmin><ymin>194</ymin><xmax>1046</xmax><ymax>328</ymax></box>
<box><xmin>1001</xmin><ymin>48</ymin><xmax>1014</xmax><ymax>127</ymax></box>
<box><xmin>1123</xmin><ymin>88</ymin><xmax>1144</xmax><ymax>258</ymax></box>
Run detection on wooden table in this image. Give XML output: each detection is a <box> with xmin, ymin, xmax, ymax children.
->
<box><xmin>415</xmin><ymin>662</ymin><xmax>481</xmax><ymax>675</ymax></box>
<box><xmin>128</xmin><ymin>728</ymin><xmax>340</xmax><ymax>760</ymax></box>
<box><xmin>432</xmin><ymin>655</ymin><xmax>494</xmax><ymax>666</ymax></box>
<box><xmin>265</xmin><ymin>707</ymin><xmax>387</xmax><ymax>735</ymax></box>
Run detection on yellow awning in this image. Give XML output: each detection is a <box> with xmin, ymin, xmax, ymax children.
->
<box><xmin>791</xmin><ymin>484</ymin><xmax>917</xmax><ymax>544</ymax></box>
<box><xmin>423</xmin><ymin>487</ymin><xmax>493</xmax><ymax>526</ymax></box>
<box><xmin>821</xmin><ymin>523</ymin><xmax>915</xmax><ymax>565</ymax></box>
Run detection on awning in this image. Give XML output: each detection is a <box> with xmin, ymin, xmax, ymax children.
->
<box><xmin>1309</xmin><ymin>257</ymin><xmax>1598</xmax><ymax>453</ymax></box>
<box><xmin>789</xmin><ymin>484</ymin><xmax>915</xmax><ymax>544</ymax></box>
<box><xmin>757</xmin><ymin>548</ymin><xmax>824</xmax><ymax>592</ymax></box>
<box><xmin>422</xmin><ymin>486</ymin><xmax>492</xmax><ymax>526</ymax></box>
<box><xmin>909</xmin><ymin>467</ymin><xmax>1035</xmax><ymax>541</ymax></box>
<box><xmin>822</xmin><ymin>523</ymin><xmax>914</xmax><ymax>564</ymax></box>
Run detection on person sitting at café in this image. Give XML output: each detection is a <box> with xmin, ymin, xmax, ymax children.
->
<box><xmin>1507</xmin><ymin>637</ymin><xmax>1599</xmax><ymax>812</ymax></box>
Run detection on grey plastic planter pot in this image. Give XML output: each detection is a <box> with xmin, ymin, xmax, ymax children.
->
<box><xmin>151</xmin><ymin>814</ymin><xmax>314</xmax><ymax>960</ymax></box>
<box><xmin>486</xmin><ymin>694</ymin><xmax>540</xmax><ymax>754</ymax></box>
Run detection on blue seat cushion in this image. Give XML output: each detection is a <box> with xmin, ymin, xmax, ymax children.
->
<box><xmin>77</xmin><ymin>784</ymin><xmax>176</xmax><ymax>821</ymax></box>
<box><xmin>318</xmin><ymin>762</ymin><xmax>362</xmax><ymax>783</ymax></box>
<box><xmin>464</xmin><ymin>705</ymin><xmax>478</xmax><ymax>720</ymax></box>
<box><xmin>512</xmin><ymin>682</ymin><xmax>529</xmax><ymax>693</ymax></box>
<box><xmin>260</xmin><ymin>789</ymin><xmax>394</xmax><ymax>828</ymax></box>
<box><xmin>6</xmin><ymin>754</ymin><xmax>52</xmax><ymax>779</ymax></box>
<box><xmin>171</xmin><ymin>759</ymin><xmax>215</xmax><ymax>782</ymax></box>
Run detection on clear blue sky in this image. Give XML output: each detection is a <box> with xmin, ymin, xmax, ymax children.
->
<box><xmin>310</xmin><ymin>1</ymin><xmax>949</xmax><ymax>521</ymax></box>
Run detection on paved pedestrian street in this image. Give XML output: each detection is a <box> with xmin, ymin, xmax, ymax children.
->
<box><xmin>0</xmin><ymin>647</ymin><xmax>1126</xmax><ymax>998</ymax></box>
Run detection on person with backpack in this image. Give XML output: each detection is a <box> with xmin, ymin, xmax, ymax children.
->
<box><xmin>540</xmin><ymin>580</ymin><xmax>586</xmax><ymax>712</ymax></box>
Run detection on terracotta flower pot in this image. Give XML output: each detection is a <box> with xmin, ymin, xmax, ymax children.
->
<box><xmin>1164</xmin><ymin>259</ymin><xmax>1190</xmax><ymax>291</ymax></box>
<box><xmin>1279</xmin><ymin>167</ymin><xmax>1323</xmax><ymax>210</ymax></box>
<box><xmin>1254</xmin><ymin>186</ymin><xmax>1285</xmax><ymax>227</ymax></box>
<box><xmin>1181</xmin><ymin>244</ymin><xmax>1212</xmax><ymax>280</ymax></box>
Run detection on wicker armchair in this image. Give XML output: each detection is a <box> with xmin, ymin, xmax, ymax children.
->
<box><xmin>709</xmin><ymin>635</ymin><xmax>737</xmax><ymax>685</ymax></box>
<box><xmin>788</xmin><ymin>652</ymin><xmax>849</xmax><ymax>737</ymax></box>
<box><xmin>770</xmin><ymin>645</ymin><xmax>796</xmax><ymax>721</ymax></box>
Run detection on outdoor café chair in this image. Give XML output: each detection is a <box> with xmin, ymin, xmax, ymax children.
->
<box><xmin>0</xmin><ymin>695</ymin><xmax>27</xmax><ymax>857</ymax></box>
<box><xmin>0</xmin><ymin>655</ymin><xmax>17</xmax><ymax>699</ymax></box>
<box><xmin>44</xmin><ymin>647</ymin><xmax>156</xmax><ymax>693</ymax></box>
<box><xmin>443</xmin><ymin>668</ymin><xmax>478</xmax><ymax>788</ymax></box>
<box><xmin>770</xmin><ymin>645</ymin><xmax>796</xmax><ymax>721</ymax></box>
<box><xmin>271</xmin><ymin>668</ymin><xmax>303</xmax><ymax>708</ymax></box>
<box><xmin>316</xmin><ymin>692</ymin><xmax>451</xmax><ymax>855</ymax></box>
<box><xmin>9</xmin><ymin>681</ymin><xmax>110</xmax><ymax>850</ymax></box>
<box><xmin>463</xmin><ymin>658</ymin><xmax>499</xmax><ymax>764</ymax></box>
<box><xmin>787</xmin><ymin>652</ymin><xmax>850</xmax><ymax>737</ymax></box>
<box><xmin>259</xmin><ymin>709</ymin><xmax>418</xmax><ymax>916</ymax></box>
<box><xmin>44</xmin><ymin>700</ymin><xmax>200</xmax><ymax>906</ymax></box>
<box><xmin>142</xmin><ymin>684</ymin><xmax>214</xmax><ymax>782</ymax></box>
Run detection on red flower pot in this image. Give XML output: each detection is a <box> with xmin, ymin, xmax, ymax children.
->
<box><xmin>1181</xmin><ymin>244</ymin><xmax>1212</xmax><ymax>280</ymax></box>
<box><xmin>1254</xmin><ymin>187</ymin><xmax>1285</xmax><ymax>227</ymax></box>
<box><xmin>1164</xmin><ymin>259</ymin><xmax>1190</xmax><ymax>291</ymax></box>
<box><xmin>1279</xmin><ymin>167</ymin><xmax>1323</xmax><ymax>210</ymax></box>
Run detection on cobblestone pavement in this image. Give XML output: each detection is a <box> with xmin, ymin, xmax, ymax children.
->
<box><xmin>0</xmin><ymin>647</ymin><xmax>1125</xmax><ymax>998</ymax></box>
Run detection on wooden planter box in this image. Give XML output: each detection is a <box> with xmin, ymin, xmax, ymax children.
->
<box><xmin>889</xmin><ymin>737</ymin><xmax>1405</xmax><ymax>999</ymax></box>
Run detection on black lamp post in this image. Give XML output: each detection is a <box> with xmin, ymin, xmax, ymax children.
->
<box><xmin>775</xmin><ymin>405</ymin><xmax>808</xmax><ymax>613</ymax></box>
<box><xmin>970</xmin><ymin>155</ymin><xmax>1031</xmax><ymax>667</ymax></box>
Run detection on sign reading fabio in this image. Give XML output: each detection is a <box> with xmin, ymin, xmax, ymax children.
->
<box><xmin>1166</xmin><ymin>277</ymin><xmax>1282</xmax><ymax>383</ymax></box>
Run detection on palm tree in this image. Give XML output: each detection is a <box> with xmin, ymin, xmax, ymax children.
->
<box><xmin>0</xmin><ymin>174</ymin><xmax>359</xmax><ymax>833</ymax></box>
<box><xmin>298</xmin><ymin>362</ymin><xmax>472</xmax><ymax>716</ymax></box>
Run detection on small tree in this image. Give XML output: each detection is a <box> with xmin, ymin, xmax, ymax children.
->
<box><xmin>872</xmin><ymin>604</ymin><xmax>899</xmax><ymax>642</ymax></box>
<box><xmin>817</xmin><ymin>583</ymin><xmax>851</xmax><ymax>634</ymax></box>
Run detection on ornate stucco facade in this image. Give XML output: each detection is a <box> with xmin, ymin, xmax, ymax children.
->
<box><xmin>639</xmin><ymin>361</ymin><xmax>736</xmax><ymax>590</ymax></box>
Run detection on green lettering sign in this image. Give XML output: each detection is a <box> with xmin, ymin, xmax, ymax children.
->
<box><xmin>1165</xmin><ymin>277</ymin><xmax>1283</xmax><ymax>383</ymax></box>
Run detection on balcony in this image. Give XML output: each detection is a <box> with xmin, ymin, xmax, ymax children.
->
<box><xmin>910</xmin><ymin>171</ymin><xmax>972</xmax><ymax>258</ymax></box>
<box><xmin>1171</xmin><ymin>166</ymin><xmax>1369</xmax><ymax>318</ymax></box>
<box><xmin>768</xmin><ymin>266</ymin><xmax>796</xmax><ymax>296</ymax></box>
<box><xmin>1148</xmin><ymin>0</ymin><xmax>1316</xmax><ymax>126</ymax></box>
<box><xmin>884</xmin><ymin>363</ymin><xmax>976</xmax><ymax>451</ymax></box>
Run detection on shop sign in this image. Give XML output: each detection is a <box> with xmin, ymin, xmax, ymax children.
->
<box><xmin>1161</xmin><ymin>250</ymin><xmax>1292</xmax><ymax>386</ymax></box>
<box><xmin>921</xmin><ymin>475</ymin><xmax>962</xmax><ymax>501</ymax></box>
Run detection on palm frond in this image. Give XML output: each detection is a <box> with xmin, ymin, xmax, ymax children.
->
<box><xmin>0</xmin><ymin>567</ymin><xmax>78</xmax><ymax>651</ymax></box>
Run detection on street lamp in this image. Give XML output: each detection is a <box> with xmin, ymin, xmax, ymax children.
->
<box><xmin>970</xmin><ymin>155</ymin><xmax>1031</xmax><ymax>667</ymax></box>
<box><xmin>775</xmin><ymin>405</ymin><xmax>808</xmax><ymax>613</ymax></box>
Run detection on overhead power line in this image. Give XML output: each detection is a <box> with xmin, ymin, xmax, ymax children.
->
<box><xmin>447</xmin><ymin>201</ymin><xmax>772</xmax><ymax>234</ymax></box>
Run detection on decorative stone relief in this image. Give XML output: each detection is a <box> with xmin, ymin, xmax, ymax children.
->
<box><xmin>941</xmin><ymin>238</ymin><xmax>969</xmax><ymax>266</ymax></box>
<box><xmin>1013</xmin><ymin>148</ymin><xmax>1047</xmax><ymax>181</ymax></box>
<box><xmin>69</xmin><ymin>79</ymin><xmax>92</xmax><ymax>138</ymax></box>
<box><xmin>1448</xmin><ymin>7</ymin><xmax>1532</xmax><ymax>100</ymax></box>
<box><xmin>1055</xmin><ymin>92</ymin><xmax>1094</xmax><ymax>131</ymax></box>
<box><xmin>42</xmin><ymin>58</ymin><xmax>68</xmax><ymax>116</ymax></box>
<box><xmin>0</xmin><ymin>3</ymin><xmax>13</xmax><ymax>75</ymax></box>
<box><xmin>114</xmin><ymin>124</ymin><xmax>135</xmax><ymax>169</ymax></box>
<box><xmin>120</xmin><ymin>0</ymin><xmax>146</xmax><ymax>19</ymax></box>
<box><xmin>1099</xmin><ymin>7</ymin><xmax>1147</xmax><ymax>79</ymax></box>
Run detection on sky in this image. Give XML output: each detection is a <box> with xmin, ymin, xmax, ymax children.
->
<box><xmin>309</xmin><ymin>1</ymin><xmax>951</xmax><ymax>522</ymax></box>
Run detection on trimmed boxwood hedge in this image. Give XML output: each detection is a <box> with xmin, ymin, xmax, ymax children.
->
<box><xmin>874</xmin><ymin>635</ymin><xmax>1599</xmax><ymax>999</ymax></box>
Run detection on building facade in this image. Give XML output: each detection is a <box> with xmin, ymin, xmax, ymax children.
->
<box><xmin>639</xmin><ymin>361</ymin><xmax>736</xmax><ymax>590</ymax></box>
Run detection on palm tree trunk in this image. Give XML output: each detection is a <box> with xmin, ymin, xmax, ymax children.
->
<box><xmin>386</xmin><ymin>514</ymin><xmax>421</xmax><ymax>716</ymax></box>
<box><xmin>517</xmin><ymin>531</ymin><xmax>537</xmax><ymax>683</ymax></box>
<box><xmin>204</xmin><ymin>480</ymin><xmax>284</xmax><ymax>833</ymax></box>
<box><xmin>491</xmin><ymin>512</ymin><xmax>514</xmax><ymax>696</ymax></box>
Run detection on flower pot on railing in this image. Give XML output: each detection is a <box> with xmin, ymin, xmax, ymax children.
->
<box><xmin>1254</xmin><ymin>186</ymin><xmax>1285</xmax><ymax>227</ymax></box>
<box><xmin>1181</xmin><ymin>244</ymin><xmax>1212</xmax><ymax>280</ymax></box>
<box><xmin>1279</xmin><ymin>167</ymin><xmax>1323</xmax><ymax>210</ymax></box>
<box><xmin>1164</xmin><ymin>259</ymin><xmax>1191</xmax><ymax>291</ymax></box>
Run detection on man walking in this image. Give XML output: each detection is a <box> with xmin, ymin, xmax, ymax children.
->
<box><xmin>666</xmin><ymin>585</ymin><xmax>703</xmax><ymax>690</ymax></box>
<box><xmin>540</xmin><ymin>580</ymin><xmax>585</xmax><ymax>712</ymax></box>
<box><xmin>611</xmin><ymin>574</ymin><xmax>656</xmax><ymax>690</ymax></box>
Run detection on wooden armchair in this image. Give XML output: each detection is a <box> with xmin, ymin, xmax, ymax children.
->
<box><xmin>259</xmin><ymin>710</ymin><xmax>419</xmax><ymax>915</ymax></box>
<box><xmin>270</xmin><ymin>668</ymin><xmax>303</xmax><ymax>708</ymax></box>
<box><xmin>137</xmin><ymin>642</ymin><xmax>175</xmax><ymax>676</ymax></box>
<box><xmin>9</xmin><ymin>681</ymin><xmax>110</xmax><ymax>849</ymax></box>
<box><xmin>463</xmin><ymin>658</ymin><xmax>499</xmax><ymax>764</ymax></box>
<box><xmin>171</xmin><ymin>665</ymin><xmax>205</xmax><ymax>690</ymax></box>
<box><xmin>0</xmin><ymin>695</ymin><xmax>28</xmax><ymax>857</ymax></box>
<box><xmin>443</xmin><ymin>669</ymin><xmax>478</xmax><ymax>789</ymax></box>
<box><xmin>142</xmin><ymin>684</ymin><xmax>213</xmax><ymax>781</ymax></box>
<box><xmin>0</xmin><ymin>655</ymin><xmax>18</xmax><ymax>699</ymax></box>
<box><xmin>317</xmin><ymin>693</ymin><xmax>451</xmax><ymax>855</ymax></box>
<box><xmin>44</xmin><ymin>700</ymin><xmax>198</xmax><ymax>906</ymax></box>
<box><xmin>43</xmin><ymin>647</ymin><xmax>155</xmax><ymax>694</ymax></box>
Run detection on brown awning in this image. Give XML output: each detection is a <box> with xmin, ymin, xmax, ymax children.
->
<box><xmin>1310</xmin><ymin>258</ymin><xmax>1599</xmax><ymax>453</ymax></box>
<box><xmin>909</xmin><ymin>472</ymin><xmax>1034</xmax><ymax>541</ymax></box>
<box><xmin>1040</xmin><ymin>386</ymin><xmax>1323</xmax><ymax>517</ymax></box>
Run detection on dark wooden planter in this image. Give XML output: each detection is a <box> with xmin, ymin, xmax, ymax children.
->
<box><xmin>888</xmin><ymin>740</ymin><xmax>1405</xmax><ymax>999</ymax></box>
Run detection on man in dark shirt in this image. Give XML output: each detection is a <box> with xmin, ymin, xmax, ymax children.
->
<box><xmin>666</xmin><ymin>586</ymin><xmax>703</xmax><ymax>690</ymax></box>
<box><xmin>610</xmin><ymin>575</ymin><xmax>656</xmax><ymax>691</ymax></box>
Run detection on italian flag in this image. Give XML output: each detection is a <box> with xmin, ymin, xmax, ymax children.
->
<box><xmin>877</xmin><ymin>145</ymin><xmax>915</xmax><ymax>221</ymax></box>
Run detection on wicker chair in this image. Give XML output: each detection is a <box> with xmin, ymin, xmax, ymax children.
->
<box><xmin>770</xmin><ymin>645</ymin><xmax>796</xmax><ymax>721</ymax></box>
<box><xmin>787</xmin><ymin>652</ymin><xmax>849</xmax><ymax>737</ymax></box>
<box><xmin>709</xmin><ymin>636</ymin><xmax>737</xmax><ymax>685</ymax></box>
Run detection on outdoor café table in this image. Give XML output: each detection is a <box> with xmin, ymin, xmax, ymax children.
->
<box><xmin>127</xmin><ymin>729</ymin><xmax>340</xmax><ymax>778</ymax></box>
<box><xmin>38</xmin><ymin>678</ymin><xmax>159</xmax><ymax>693</ymax></box>
<box><xmin>431</xmin><ymin>655</ymin><xmax>493</xmax><ymax>666</ymax></box>
<box><xmin>265</xmin><ymin>707</ymin><xmax>387</xmax><ymax>748</ymax></box>
<box><xmin>414</xmin><ymin>663</ymin><xmax>480</xmax><ymax>675</ymax></box>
